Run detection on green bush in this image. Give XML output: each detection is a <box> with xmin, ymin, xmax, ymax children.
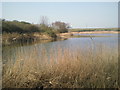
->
<box><xmin>2</xmin><ymin>20</ymin><xmax>41</xmax><ymax>34</ymax></box>
<box><xmin>39</xmin><ymin>24</ymin><xmax>57</xmax><ymax>38</ymax></box>
<box><xmin>45</xmin><ymin>29</ymin><xmax>57</xmax><ymax>38</ymax></box>
<box><xmin>2</xmin><ymin>19</ymin><xmax>57</xmax><ymax>38</ymax></box>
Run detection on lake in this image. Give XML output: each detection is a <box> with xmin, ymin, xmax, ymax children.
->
<box><xmin>2</xmin><ymin>33</ymin><xmax>118</xmax><ymax>64</ymax></box>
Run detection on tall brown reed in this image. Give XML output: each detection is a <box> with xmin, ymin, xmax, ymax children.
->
<box><xmin>2</xmin><ymin>45</ymin><xmax>118</xmax><ymax>88</ymax></box>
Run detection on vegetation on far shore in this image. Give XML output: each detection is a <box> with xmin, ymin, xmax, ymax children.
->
<box><xmin>2</xmin><ymin>17</ymin><xmax>69</xmax><ymax>45</ymax></box>
<box><xmin>69</xmin><ymin>28</ymin><xmax>120</xmax><ymax>32</ymax></box>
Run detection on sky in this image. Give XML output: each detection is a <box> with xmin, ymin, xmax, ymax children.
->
<box><xmin>2</xmin><ymin>2</ymin><xmax>118</xmax><ymax>28</ymax></box>
<box><xmin>1</xmin><ymin>0</ymin><xmax>120</xmax><ymax>2</ymax></box>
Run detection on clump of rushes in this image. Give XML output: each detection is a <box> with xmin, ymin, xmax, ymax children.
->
<box><xmin>3</xmin><ymin>45</ymin><xmax>118</xmax><ymax>88</ymax></box>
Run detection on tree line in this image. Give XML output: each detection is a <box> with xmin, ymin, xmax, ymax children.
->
<box><xmin>2</xmin><ymin>17</ymin><xmax>70</xmax><ymax>38</ymax></box>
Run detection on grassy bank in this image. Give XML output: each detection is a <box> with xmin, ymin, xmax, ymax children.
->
<box><xmin>2</xmin><ymin>20</ymin><xmax>59</xmax><ymax>45</ymax></box>
<box><xmin>2</xmin><ymin>32</ymin><xmax>58</xmax><ymax>46</ymax></box>
<box><xmin>2</xmin><ymin>19</ymin><xmax>73</xmax><ymax>45</ymax></box>
<box><xmin>3</xmin><ymin>45</ymin><xmax>118</xmax><ymax>88</ymax></box>
<box><xmin>69</xmin><ymin>28</ymin><xmax>120</xmax><ymax>32</ymax></box>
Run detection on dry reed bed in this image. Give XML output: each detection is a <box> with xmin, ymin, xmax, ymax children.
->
<box><xmin>2</xmin><ymin>45</ymin><xmax>118</xmax><ymax>88</ymax></box>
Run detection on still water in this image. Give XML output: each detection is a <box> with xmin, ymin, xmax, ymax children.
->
<box><xmin>2</xmin><ymin>33</ymin><xmax>118</xmax><ymax>64</ymax></box>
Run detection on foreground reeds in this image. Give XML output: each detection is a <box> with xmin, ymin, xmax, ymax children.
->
<box><xmin>2</xmin><ymin>44</ymin><xmax>118</xmax><ymax>88</ymax></box>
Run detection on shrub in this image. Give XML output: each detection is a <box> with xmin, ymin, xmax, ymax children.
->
<box><xmin>45</xmin><ymin>29</ymin><xmax>57</xmax><ymax>38</ymax></box>
<box><xmin>52</xmin><ymin>21</ymin><xmax>69</xmax><ymax>33</ymax></box>
<box><xmin>2</xmin><ymin>20</ymin><xmax>41</xmax><ymax>34</ymax></box>
<box><xmin>39</xmin><ymin>24</ymin><xmax>57</xmax><ymax>38</ymax></box>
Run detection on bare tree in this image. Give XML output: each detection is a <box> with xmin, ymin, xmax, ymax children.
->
<box><xmin>52</xmin><ymin>21</ymin><xmax>69</xmax><ymax>33</ymax></box>
<box><xmin>40</xmin><ymin>16</ymin><xmax>48</xmax><ymax>26</ymax></box>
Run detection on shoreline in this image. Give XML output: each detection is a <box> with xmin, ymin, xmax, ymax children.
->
<box><xmin>71</xmin><ymin>31</ymin><xmax>119</xmax><ymax>34</ymax></box>
<box><xmin>58</xmin><ymin>31</ymin><xmax>119</xmax><ymax>39</ymax></box>
<box><xmin>63</xmin><ymin>31</ymin><xmax>119</xmax><ymax>35</ymax></box>
<box><xmin>2</xmin><ymin>31</ymin><xmax>119</xmax><ymax>46</ymax></box>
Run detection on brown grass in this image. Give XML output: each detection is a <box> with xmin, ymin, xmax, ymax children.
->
<box><xmin>2</xmin><ymin>45</ymin><xmax>118</xmax><ymax>88</ymax></box>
